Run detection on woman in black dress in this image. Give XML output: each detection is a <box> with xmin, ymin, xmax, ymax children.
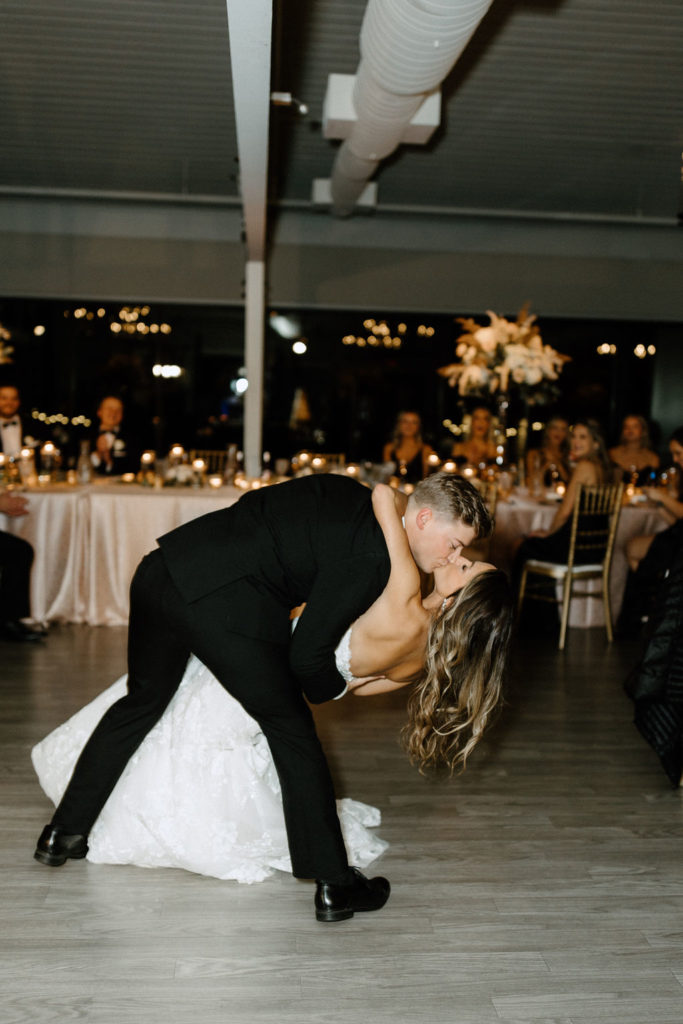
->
<box><xmin>514</xmin><ymin>418</ymin><xmax>609</xmax><ymax>574</ymax></box>
<box><xmin>382</xmin><ymin>410</ymin><xmax>436</xmax><ymax>484</ymax></box>
<box><xmin>609</xmin><ymin>414</ymin><xmax>660</xmax><ymax>487</ymax></box>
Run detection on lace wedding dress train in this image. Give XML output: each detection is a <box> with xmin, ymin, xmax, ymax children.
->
<box><xmin>32</xmin><ymin>654</ymin><xmax>388</xmax><ymax>884</ymax></box>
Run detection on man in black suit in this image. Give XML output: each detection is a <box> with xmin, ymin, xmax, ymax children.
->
<box><xmin>34</xmin><ymin>473</ymin><xmax>490</xmax><ymax>920</ymax></box>
<box><xmin>0</xmin><ymin>384</ymin><xmax>46</xmax><ymax>641</ymax></box>
<box><xmin>90</xmin><ymin>395</ymin><xmax>139</xmax><ymax>476</ymax></box>
<box><xmin>0</xmin><ymin>490</ymin><xmax>45</xmax><ymax>642</ymax></box>
<box><xmin>0</xmin><ymin>384</ymin><xmax>26</xmax><ymax>458</ymax></box>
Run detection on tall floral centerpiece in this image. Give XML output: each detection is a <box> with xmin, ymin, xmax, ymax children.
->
<box><xmin>438</xmin><ymin>307</ymin><xmax>568</xmax><ymax>400</ymax></box>
<box><xmin>438</xmin><ymin>307</ymin><xmax>570</xmax><ymax>470</ymax></box>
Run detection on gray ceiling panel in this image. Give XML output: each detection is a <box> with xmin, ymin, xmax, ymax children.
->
<box><xmin>0</xmin><ymin>0</ymin><xmax>681</xmax><ymax>219</ymax></box>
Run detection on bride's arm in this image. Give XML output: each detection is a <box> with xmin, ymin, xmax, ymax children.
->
<box><xmin>371</xmin><ymin>484</ymin><xmax>421</xmax><ymax>604</ymax></box>
<box><xmin>349</xmin><ymin>675</ymin><xmax>412</xmax><ymax>696</ymax></box>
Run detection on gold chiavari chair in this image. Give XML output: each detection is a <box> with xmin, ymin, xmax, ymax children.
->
<box><xmin>189</xmin><ymin>449</ymin><xmax>229</xmax><ymax>475</ymax></box>
<box><xmin>517</xmin><ymin>483</ymin><xmax>624</xmax><ymax>650</ymax></box>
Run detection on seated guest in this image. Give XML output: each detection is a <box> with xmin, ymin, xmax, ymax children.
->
<box><xmin>90</xmin><ymin>395</ymin><xmax>139</xmax><ymax>476</ymax></box>
<box><xmin>382</xmin><ymin>410</ymin><xmax>436</xmax><ymax>484</ymax></box>
<box><xmin>0</xmin><ymin>384</ymin><xmax>28</xmax><ymax>457</ymax></box>
<box><xmin>0</xmin><ymin>491</ymin><xmax>45</xmax><ymax>642</ymax></box>
<box><xmin>525</xmin><ymin>415</ymin><xmax>571</xmax><ymax>487</ymax></box>
<box><xmin>625</xmin><ymin>427</ymin><xmax>683</xmax><ymax>575</ymax></box>
<box><xmin>609</xmin><ymin>414</ymin><xmax>660</xmax><ymax>486</ymax></box>
<box><xmin>624</xmin><ymin>541</ymin><xmax>683</xmax><ymax>786</ymax></box>
<box><xmin>513</xmin><ymin>418</ymin><xmax>609</xmax><ymax>579</ymax></box>
<box><xmin>451</xmin><ymin>405</ymin><xmax>497</xmax><ymax>466</ymax></box>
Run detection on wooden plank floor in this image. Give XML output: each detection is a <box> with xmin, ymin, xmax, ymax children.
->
<box><xmin>2</xmin><ymin>624</ymin><xmax>682</xmax><ymax>1024</ymax></box>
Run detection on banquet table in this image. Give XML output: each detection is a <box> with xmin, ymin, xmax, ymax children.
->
<box><xmin>0</xmin><ymin>481</ymin><xmax>671</xmax><ymax>630</ymax></box>
<box><xmin>0</xmin><ymin>482</ymin><xmax>241</xmax><ymax>626</ymax></box>
<box><xmin>490</xmin><ymin>491</ymin><xmax>669</xmax><ymax>629</ymax></box>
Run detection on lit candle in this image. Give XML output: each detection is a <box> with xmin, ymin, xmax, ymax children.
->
<box><xmin>311</xmin><ymin>456</ymin><xmax>326</xmax><ymax>471</ymax></box>
<box><xmin>462</xmin><ymin>465</ymin><xmax>475</xmax><ymax>478</ymax></box>
<box><xmin>208</xmin><ymin>474</ymin><xmax>222</xmax><ymax>489</ymax></box>
<box><xmin>442</xmin><ymin>460</ymin><xmax>457</xmax><ymax>474</ymax></box>
<box><xmin>556</xmin><ymin>483</ymin><xmax>566</xmax><ymax>497</ymax></box>
<box><xmin>40</xmin><ymin>441</ymin><xmax>57</xmax><ymax>480</ymax></box>
<box><xmin>18</xmin><ymin>447</ymin><xmax>37</xmax><ymax>485</ymax></box>
<box><xmin>139</xmin><ymin>450</ymin><xmax>156</xmax><ymax>486</ymax></box>
<box><xmin>121</xmin><ymin>472</ymin><xmax>136</xmax><ymax>483</ymax></box>
<box><xmin>427</xmin><ymin>453</ymin><xmax>440</xmax><ymax>467</ymax></box>
<box><xmin>191</xmin><ymin>457</ymin><xmax>206</xmax><ymax>488</ymax></box>
<box><xmin>298</xmin><ymin>451</ymin><xmax>311</xmax><ymax>465</ymax></box>
<box><xmin>345</xmin><ymin>463</ymin><xmax>360</xmax><ymax>477</ymax></box>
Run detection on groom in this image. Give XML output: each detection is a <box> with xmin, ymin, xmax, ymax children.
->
<box><xmin>34</xmin><ymin>472</ymin><xmax>491</xmax><ymax>921</ymax></box>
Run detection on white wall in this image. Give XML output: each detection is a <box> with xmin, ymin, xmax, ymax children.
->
<box><xmin>1</xmin><ymin>196</ymin><xmax>682</xmax><ymax>322</ymax></box>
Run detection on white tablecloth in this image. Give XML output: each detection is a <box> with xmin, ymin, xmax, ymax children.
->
<box><xmin>0</xmin><ymin>483</ymin><xmax>671</xmax><ymax>630</ymax></box>
<box><xmin>0</xmin><ymin>486</ymin><xmax>85</xmax><ymax>624</ymax></box>
<box><xmin>0</xmin><ymin>483</ymin><xmax>241</xmax><ymax>625</ymax></box>
<box><xmin>490</xmin><ymin>493</ymin><xmax>669</xmax><ymax>628</ymax></box>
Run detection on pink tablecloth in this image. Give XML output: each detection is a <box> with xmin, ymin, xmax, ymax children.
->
<box><xmin>490</xmin><ymin>493</ymin><xmax>669</xmax><ymax>628</ymax></box>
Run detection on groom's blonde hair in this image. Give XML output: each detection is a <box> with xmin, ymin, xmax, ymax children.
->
<box><xmin>409</xmin><ymin>473</ymin><xmax>493</xmax><ymax>539</ymax></box>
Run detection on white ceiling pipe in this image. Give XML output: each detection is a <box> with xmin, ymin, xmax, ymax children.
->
<box><xmin>330</xmin><ymin>0</ymin><xmax>494</xmax><ymax>216</ymax></box>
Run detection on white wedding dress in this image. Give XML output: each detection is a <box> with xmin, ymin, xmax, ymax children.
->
<box><xmin>32</xmin><ymin>631</ymin><xmax>388</xmax><ymax>884</ymax></box>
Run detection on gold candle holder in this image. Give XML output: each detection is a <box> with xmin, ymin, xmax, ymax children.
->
<box><xmin>191</xmin><ymin>458</ymin><xmax>206</xmax><ymax>487</ymax></box>
<box><xmin>139</xmin><ymin>450</ymin><xmax>156</xmax><ymax>485</ymax></box>
<box><xmin>39</xmin><ymin>441</ymin><xmax>57</xmax><ymax>483</ymax></box>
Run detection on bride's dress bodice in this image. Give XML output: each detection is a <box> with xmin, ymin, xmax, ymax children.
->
<box><xmin>32</xmin><ymin>637</ymin><xmax>387</xmax><ymax>884</ymax></box>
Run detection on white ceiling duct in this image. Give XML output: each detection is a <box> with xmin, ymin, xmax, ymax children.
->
<box><xmin>330</xmin><ymin>0</ymin><xmax>495</xmax><ymax>216</ymax></box>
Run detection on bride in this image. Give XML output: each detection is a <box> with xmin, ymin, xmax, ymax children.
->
<box><xmin>33</xmin><ymin>483</ymin><xmax>513</xmax><ymax>884</ymax></box>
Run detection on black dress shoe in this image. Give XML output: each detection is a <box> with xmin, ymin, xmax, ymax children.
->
<box><xmin>315</xmin><ymin>867</ymin><xmax>390</xmax><ymax>922</ymax></box>
<box><xmin>1</xmin><ymin>620</ymin><xmax>46</xmax><ymax>642</ymax></box>
<box><xmin>34</xmin><ymin>825</ymin><xmax>88</xmax><ymax>866</ymax></box>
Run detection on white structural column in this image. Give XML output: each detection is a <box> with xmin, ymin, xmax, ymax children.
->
<box><xmin>243</xmin><ymin>260</ymin><xmax>265</xmax><ymax>477</ymax></box>
<box><xmin>224</xmin><ymin>0</ymin><xmax>273</xmax><ymax>474</ymax></box>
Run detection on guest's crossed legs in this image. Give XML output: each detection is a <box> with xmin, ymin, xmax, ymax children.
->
<box><xmin>53</xmin><ymin>549</ymin><xmax>348</xmax><ymax>880</ymax></box>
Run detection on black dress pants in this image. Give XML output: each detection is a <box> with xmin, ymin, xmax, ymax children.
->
<box><xmin>0</xmin><ymin>529</ymin><xmax>33</xmax><ymax>622</ymax></box>
<box><xmin>53</xmin><ymin>549</ymin><xmax>349</xmax><ymax>880</ymax></box>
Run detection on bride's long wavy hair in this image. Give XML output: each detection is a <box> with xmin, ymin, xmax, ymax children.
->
<box><xmin>403</xmin><ymin>569</ymin><xmax>513</xmax><ymax>774</ymax></box>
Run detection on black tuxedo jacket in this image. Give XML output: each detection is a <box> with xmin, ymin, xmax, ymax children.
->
<box><xmin>91</xmin><ymin>426</ymin><xmax>139</xmax><ymax>475</ymax></box>
<box><xmin>158</xmin><ymin>474</ymin><xmax>390</xmax><ymax>703</ymax></box>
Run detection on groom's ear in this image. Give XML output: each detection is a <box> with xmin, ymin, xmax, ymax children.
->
<box><xmin>415</xmin><ymin>507</ymin><xmax>433</xmax><ymax>530</ymax></box>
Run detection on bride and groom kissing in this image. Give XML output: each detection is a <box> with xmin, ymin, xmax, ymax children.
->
<box><xmin>33</xmin><ymin>472</ymin><xmax>513</xmax><ymax>922</ymax></box>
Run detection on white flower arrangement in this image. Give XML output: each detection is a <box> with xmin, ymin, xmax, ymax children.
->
<box><xmin>164</xmin><ymin>464</ymin><xmax>195</xmax><ymax>486</ymax></box>
<box><xmin>438</xmin><ymin>308</ymin><xmax>569</xmax><ymax>402</ymax></box>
